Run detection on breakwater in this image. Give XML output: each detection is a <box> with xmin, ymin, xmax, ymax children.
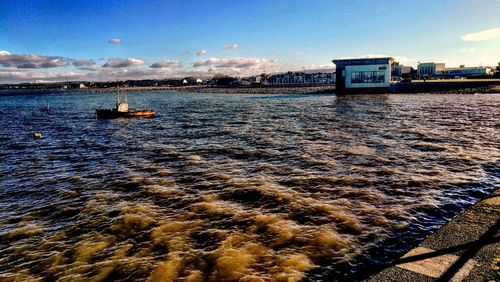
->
<box><xmin>392</xmin><ymin>80</ymin><xmax>500</xmax><ymax>94</ymax></box>
<box><xmin>335</xmin><ymin>80</ymin><xmax>500</xmax><ymax>95</ymax></box>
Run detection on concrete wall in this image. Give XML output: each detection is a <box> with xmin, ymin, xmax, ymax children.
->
<box><xmin>345</xmin><ymin>64</ymin><xmax>391</xmax><ymax>88</ymax></box>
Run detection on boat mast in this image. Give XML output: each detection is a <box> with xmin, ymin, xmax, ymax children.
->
<box><xmin>115</xmin><ymin>82</ymin><xmax>120</xmax><ymax>107</ymax></box>
<box><xmin>115</xmin><ymin>80</ymin><xmax>129</xmax><ymax>112</ymax></box>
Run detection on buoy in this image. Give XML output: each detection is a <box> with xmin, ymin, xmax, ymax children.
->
<box><xmin>33</xmin><ymin>132</ymin><xmax>42</xmax><ymax>139</ymax></box>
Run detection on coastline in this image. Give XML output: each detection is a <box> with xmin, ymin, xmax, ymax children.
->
<box><xmin>173</xmin><ymin>85</ymin><xmax>336</xmax><ymax>94</ymax></box>
<box><xmin>0</xmin><ymin>85</ymin><xmax>337</xmax><ymax>95</ymax></box>
<box><xmin>1</xmin><ymin>80</ymin><xmax>499</xmax><ymax>95</ymax></box>
<box><xmin>92</xmin><ymin>82</ymin><xmax>500</xmax><ymax>95</ymax></box>
<box><xmin>90</xmin><ymin>85</ymin><xmax>337</xmax><ymax>95</ymax></box>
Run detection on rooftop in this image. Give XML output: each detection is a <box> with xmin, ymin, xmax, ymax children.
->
<box><xmin>332</xmin><ymin>57</ymin><xmax>395</xmax><ymax>66</ymax></box>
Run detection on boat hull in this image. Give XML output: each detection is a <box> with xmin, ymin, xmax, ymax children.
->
<box><xmin>96</xmin><ymin>109</ymin><xmax>156</xmax><ymax>119</ymax></box>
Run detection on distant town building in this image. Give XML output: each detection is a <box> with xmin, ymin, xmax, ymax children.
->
<box><xmin>238</xmin><ymin>78</ymin><xmax>252</xmax><ymax>86</ymax></box>
<box><xmin>392</xmin><ymin>62</ymin><xmax>413</xmax><ymax>77</ymax></box>
<box><xmin>417</xmin><ymin>62</ymin><xmax>445</xmax><ymax>77</ymax></box>
<box><xmin>248</xmin><ymin>75</ymin><xmax>262</xmax><ymax>85</ymax></box>
<box><xmin>260</xmin><ymin>71</ymin><xmax>335</xmax><ymax>86</ymax></box>
<box><xmin>440</xmin><ymin>66</ymin><xmax>493</xmax><ymax>77</ymax></box>
<box><xmin>332</xmin><ymin>57</ymin><xmax>394</xmax><ymax>93</ymax></box>
<box><xmin>415</xmin><ymin>62</ymin><xmax>494</xmax><ymax>78</ymax></box>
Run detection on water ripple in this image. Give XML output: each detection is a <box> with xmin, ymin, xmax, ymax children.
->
<box><xmin>0</xmin><ymin>91</ymin><xmax>498</xmax><ymax>281</ymax></box>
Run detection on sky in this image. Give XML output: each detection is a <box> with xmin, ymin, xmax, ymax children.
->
<box><xmin>0</xmin><ymin>0</ymin><xmax>499</xmax><ymax>83</ymax></box>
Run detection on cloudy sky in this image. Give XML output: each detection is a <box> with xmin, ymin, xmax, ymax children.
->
<box><xmin>1</xmin><ymin>0</ymin><xmax>499</xmax><ymax>83</ymax></box>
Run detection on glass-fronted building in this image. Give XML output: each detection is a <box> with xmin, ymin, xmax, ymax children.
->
<box><xmin>332</xmin><ymin>57</ymin><xmax>394</xmax><ymax>94</ymax></box>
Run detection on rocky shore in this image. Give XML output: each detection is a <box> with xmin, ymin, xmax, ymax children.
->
<box><xmin>431</xmin><ymin>85</ymin><xmax>499</xmax><ymax>94</ymax></box>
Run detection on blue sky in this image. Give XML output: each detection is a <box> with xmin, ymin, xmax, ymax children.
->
<box><xmin>0</xmin><ymin>0</ymin><xmax>499</xmax><ymax>82</ymax></box>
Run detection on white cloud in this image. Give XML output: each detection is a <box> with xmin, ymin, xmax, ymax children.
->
<box><xmin>461</xmin><ymin>28</ymin><xmax>500</xmax><ymax>41</ymax></box>
<box><xmin>0</xmin><ymin>66</ymin><xmax>192</xmax><ymax>84</ymax></box>
<box><xmin>149</xmin><ymin>60</ymin><xmax>182</xmax><ymax>68</ymax></box>
<box><xmin>193</xmin><ymin>57</ymin><xmax>274</xmax><ymax>68</ymax></box>
<box><xmin>108</xmin><ymin>38</ymin><xmax>121</xmax><ymax>45</ymax></box>
<box><xmin>0</xmin><ymin>69</ymin><xmax>82</xmax><ymax>83</ymax></box>
<box><xmin>102</xmin><ymin>58</ymin><xmax>144</xmax><ymax>68</ymax></box>
<box><xmin>72</xmin><ymin>59</ymin><xmax>95</xmax><ymax>67</ymax></box>
<box><xmin>305</xmin><ymin>64</ymin><xmax>335</xmax><ymax>72</ymax></box>
<box><xmin>393</xmin><ymin>56</ymin><xmax>417</xmax><ymax>66</ymax></box>
<box><xmin>0</xmin><ymin>52</ymin><xmax>69</xmax><ymax>69</ymax></box>
<box><xmin>223</xmin><ymin>43</ymin><xmax>240</xmax><ymax>49</ymax></box>
<box><xmin>193</xmin><ymin>57</ymin><xmax>280</xmax><ymax>76</ymax></box>
<box><xmin>197</xmin><ymin>49</ymin><xmax>208</xmax><ymax>56</ymax></box>
<box><xmin>0</xmin><ymin>56</ymin><xmax>284</xmax><ymax>83</ymax></box>
<box><xmin>0</xmin><ymin>51</ymin><xmax>100</xmax><ymax>69</ymax></box>
<box><xmin>78</xmin><ymin>65</ymin><xmax>100</xmax><ymax>71</ymax></box>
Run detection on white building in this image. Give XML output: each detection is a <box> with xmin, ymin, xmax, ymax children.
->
<box><xmin>441</xmin><ymin>66</ymin><xmax>493</xmax><ymax>77</ymax></box>
<box><xmin>417</xmin><ymin>62</ymin><xmax>445</xmax><ymax>76</ymax></box>
<box><xmin>392</xmin><ymin>63</ymin><xmax>413</xmax><ymax>76</ymax></box>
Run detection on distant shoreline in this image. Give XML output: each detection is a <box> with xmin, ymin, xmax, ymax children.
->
<box><xmin>106</xmin><ymin>83</ymin><xmax>500</xmax><ymax>95</ymax></box>
<box><xmin>86</xmin><ymin>85</ymin><xmax>337</xmax><ymax>94</ymax></box>
<box><xmin>0</xmin><ymin>85</ymin><xmax>337</xmax><ymax>95</ymax></box>
<box><xmin>174</xmin><ymin>85</ymin><xmax>336</xmax><ymax>94</ymax></box>
<box><xmin>1</xmin><ymin>81</ymin><xmax>499</xmax><ymax>95</ymax></box>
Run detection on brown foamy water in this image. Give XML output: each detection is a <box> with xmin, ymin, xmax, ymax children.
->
<box><xmin>0</xmin><ymin>91</ymin><xmax>498</xmax><ymax>281</ymax></box>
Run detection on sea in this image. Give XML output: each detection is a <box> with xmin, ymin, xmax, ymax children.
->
<box><xmin>0</xmin><ymin>90</ymin><xmax>498</xmax><ymax>281</ymax></box>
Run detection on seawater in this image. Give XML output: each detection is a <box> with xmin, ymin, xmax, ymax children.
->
<box><xmin>0</xmin><ymin>91</ymin><xmax>498</xmax><ymax>281</ymax></box>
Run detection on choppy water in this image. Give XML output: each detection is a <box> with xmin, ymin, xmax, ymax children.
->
<box><xmin>0</xmin><ymin>91</ymin><xmax>499</xmax><ymax>281</ymax></box>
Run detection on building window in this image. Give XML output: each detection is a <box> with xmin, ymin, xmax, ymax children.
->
<box><xmin>351</xmin><ymin>71</ymin><xmax>385</xmax><ymax>84</ymax></box>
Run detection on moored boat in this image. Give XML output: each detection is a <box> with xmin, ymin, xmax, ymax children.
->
<box><xmin>96</xmin><ymin>108</ymin><xmax>156</xmax><ymax>119</ymax></box>
<box><xmin>96</xmin><ymin>85</ymin><xmax>155</xmax><ymax>119</ymax></box>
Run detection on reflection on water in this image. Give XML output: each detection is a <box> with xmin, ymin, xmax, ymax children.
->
<box><xmin>0</xmin><ymin>91</ymin><xmax>498</xmax><ymax>281</ymax></box>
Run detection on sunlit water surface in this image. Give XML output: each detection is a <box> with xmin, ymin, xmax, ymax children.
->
<box><xmin>0</xmin><ymin>91</ymin><xmax>498</xmax><ymax>281</ymax></box>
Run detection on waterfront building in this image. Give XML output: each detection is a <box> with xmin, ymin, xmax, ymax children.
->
<box><xmin>417</xmin><ymin>62</ymin><xmax>445</xmax><ymax>77</ymax></box>
<box><xmin>440</xmin><ymin>65</ymin><xmax>494</xmax><ymax>77</ymax></box>
<box><xmin>332</xmin><ymin>57</ymin><xmax>394</xmax><ymax>93</ymax></box>
<box><xmin>392</xmin><ymin>62</ymin><xmax>413</xmax><ymax>77</ymax></box>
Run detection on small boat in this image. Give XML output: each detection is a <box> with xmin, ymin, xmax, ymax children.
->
<box><xmin>96</xmin><ymin>85</ymin><xmax>155</xmax><ymax>119</ymax></box>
